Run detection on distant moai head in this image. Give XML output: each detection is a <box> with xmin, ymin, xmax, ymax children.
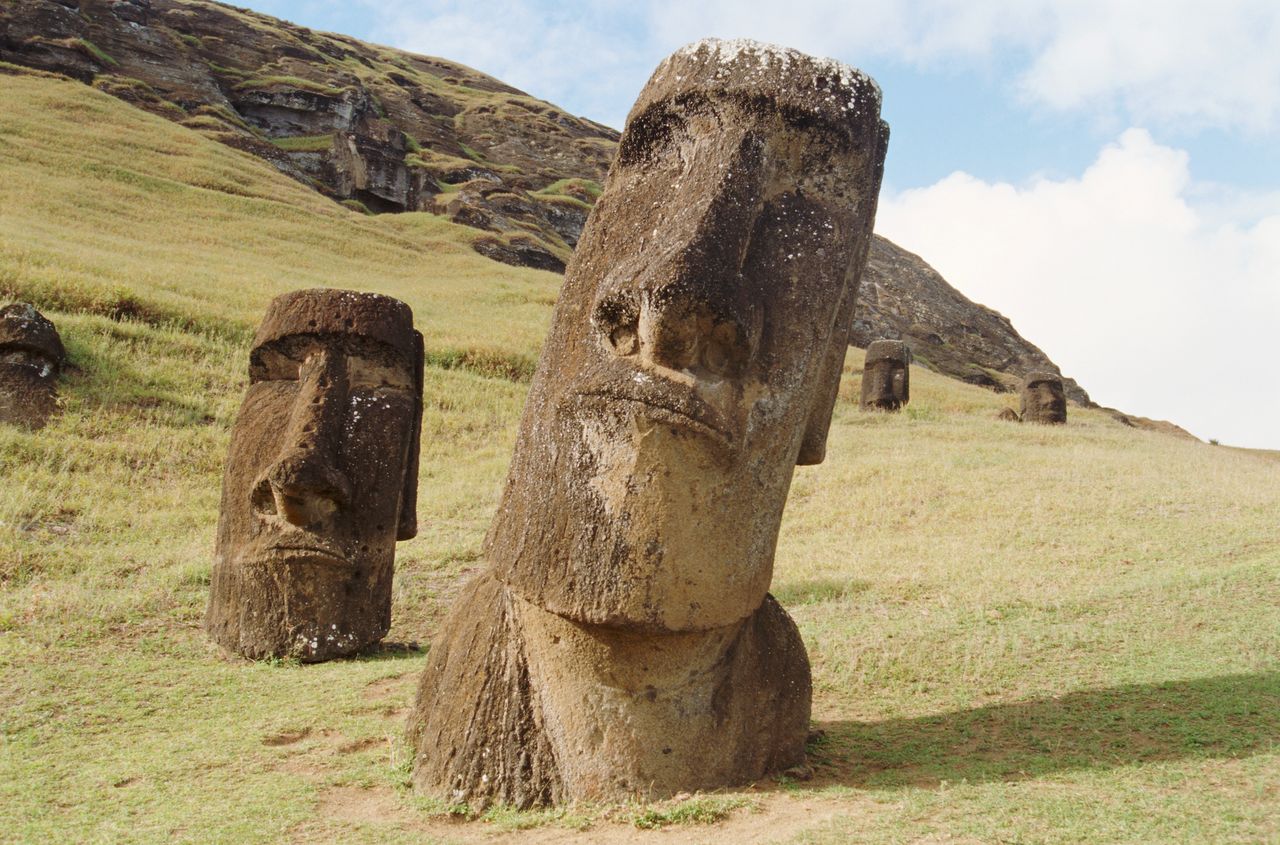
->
<box><xmin>1021</xmin><ymin>371</ymin><xmax>1066</xmax><ymax>424</ymax></box>
<box><xmin>486</xmin><ymin>40</ymin><xmax>890</xmax><ymax>632</ymax></box>
<box><xmin>860</xmin><ymin>339</ymin><xmax>910</xmax><ymax>411</ymax></box>
<box><xmin>0</xmin><ymin>303</ymin><xmax>66</xmax><ymax>430</ymax></box>
<box><xmin>206</xmin><ymin>289</ymin><xmax>424</xmax><ymax>662</ymax></box>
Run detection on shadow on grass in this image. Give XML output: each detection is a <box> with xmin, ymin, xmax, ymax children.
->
<box><xmin>348</xmin><ymin>641</ymin><xmax>427</xmax><ymax>663</ymax></box>
<box><xmin>812</xmin><ymin>671</ymin><xmax>1280</xmax><ymax>789</ymax></box>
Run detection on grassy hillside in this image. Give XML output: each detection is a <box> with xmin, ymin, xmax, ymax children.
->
<box><xmin>1</xmin><ymin>69</ymin><xmax>1277</xmax><ymax>845</ymax></box>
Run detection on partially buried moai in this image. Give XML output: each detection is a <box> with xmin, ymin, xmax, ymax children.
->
<box><xmin>1021</xmin><ymin>371</ymin><xmax>1067</xmax><ymax>424</ymax></box>
<box><xmin>0</xmin><ymin>303</ymin><xmax>66</xmax><ymax>430</ymax></box>
<box><xmin>409</xmin><ymin>39</ymin><xmax>889</xmax><ymax>807</ymax></box>
<box><xmin>860</xmin><ymin>339</ymin><xmax>910</xmax><ymax>411</ymax></box>
<box><xmin>205</xmin><ymin>289</ymin><xmax>424</xmax><ymax>662</ymax></box>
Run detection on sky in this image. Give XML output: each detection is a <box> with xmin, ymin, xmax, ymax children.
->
<box><xmin>245</xmin><ymin>0</ymin><xmax>1280</xmax><ymax>449</ymax></box>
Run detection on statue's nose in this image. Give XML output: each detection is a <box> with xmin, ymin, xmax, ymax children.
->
<box><xmin>252</xmin><ymin>351</ymin><xmax>353</xmax><ymax>529</ymax></box>
<box><xmin>592</xmin><ymin>132</ymin><xmax>765</xmax><ymax>380</ymax></box>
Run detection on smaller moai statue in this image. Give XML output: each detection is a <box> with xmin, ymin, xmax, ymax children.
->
<box><xmin>1021</xmin><ymin>371</ymin><xmax>1066</xmax><ymax>424</ymax></box>
<box><xmin>205</xmin><ymin>289</ymin><xmax>424</xmax><ymax>662</ymax></box>
<box><xmin>996</xmin><ymin>407</ymin><xmax>1021</xmax><ymax>423</ymax></box>
<box><xmin>859</xmin><ymin>339</ymin><xmax>910</xmax><ymax>411</ymax></box>
<box><xmin>0</xmin><ymin>303</ymin><xmax>66</xmax><ymax>429</ymax></box>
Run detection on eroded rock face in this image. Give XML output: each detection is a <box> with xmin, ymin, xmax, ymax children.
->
<box><xmin>1021</xmin><ymin>371</ymin><xmax>1067</xmax><ymax>425</ymax></box>
<box><xmin>0</xmin><ymin>303</ymin><xmax>66</xmax><ymax>429</ymax></box>
<box><xmin>410</xmin><ymin>39</ymin><xmax>888</xmax><ymax>807</ymax></box>
<box><xmin>860</xmin><ymin>338</ymin><xmax>910</xmax><ymax>411</ymax></box>
<box><xmin>0</xmin><ymin>0</ymin><xmax>620</xmax><ymax>268</ymax></box>
<box><xmin>205</xmin><ymin>289</ymin><xmax>424</xmax><ymax>662</ymax></box>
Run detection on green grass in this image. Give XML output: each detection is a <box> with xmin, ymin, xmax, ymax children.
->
<box><xmin>536</xmin><ymin>177</ymin><xmax>603</xmax><ymax>200</ymax></box>
<box><xmin>631</xmin><ymin>796</ymin><xmax>757</xmax><ymax>829</ymax></box>
<box><xmin>233</xmin><ymin>75</ymin><xmax>347</xmax><ymax>97</ymax></box>
<box><xmin>269</xmin><ymin>134</ymin><xmax>334</xmax><ymax>152</ymax></box>
<box><xmin>1</xmin><ymin>67</ymin><xmax>1277</xmax><ymax>845</ymax></box>
<box><xmin>77</xmin><ymin>38</ymin><xmax>118</xmax><ymax>67</ymax></box>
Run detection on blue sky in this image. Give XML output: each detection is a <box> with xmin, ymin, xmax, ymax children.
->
<box><xmin>243</xmin><ymin>0</ymin><xmax>1280</xmax><ymax>448</ymax></box>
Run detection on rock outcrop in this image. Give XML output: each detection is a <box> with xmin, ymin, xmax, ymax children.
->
<box><xmin>0</xmin><ymin>0</ymin><xmax>618</xmax><ymax>269</ymax></box>
<box><xmin>854</xmin><ymin>236</ymin><xmax>1090</xmax><ymax>404</ymax></box>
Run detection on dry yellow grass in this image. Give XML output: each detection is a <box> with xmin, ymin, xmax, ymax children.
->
<box><xmin>1</xmin><ymin>68</ymin><xmax>1276</xmax><ymax>845</ymax></box>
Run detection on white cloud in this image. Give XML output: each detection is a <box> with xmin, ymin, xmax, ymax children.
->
<box><xmin>336</xmin><ymin>0</ymin><xmax>1280</xmax><ymax>134</ymax></box>
<box><xmin>651</xmin><ymin>0</ymin><xmax>1280</xmax><ymax>134</ymax></box>
<box><xmin>876</xmin><ymin>129</ymin><xmax>1280</xmax><ymax>448</ymax></box>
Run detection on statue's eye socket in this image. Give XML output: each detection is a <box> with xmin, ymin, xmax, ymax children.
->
<box><xmin>609</xmin><ymin>325</ymin><xmax>639</xmax><ymax>356</ymax></box>
<box><xmin>252</xmin><ymin>347</ymin><xmax>302</xmax><ymax>382</ymax></box>
<box><xmin>348</xmin><ymin>355</ymin><xmax>414</xmax><ymax>391</ymax></box>
<box><xmin>594</xmin><ymin>293</ymin><xmax>640</xmax><ymax>356</ymax></box>
<box><xmin>701</xmin><ymin>338</ymin><xmax>730</xmax><ymax>375</ymax></box>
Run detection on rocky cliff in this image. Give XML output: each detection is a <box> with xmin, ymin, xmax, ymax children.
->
<box><xmin>0</xmin><ymin>0</ymin><xmax>617</xmax><ymax>271</ymax></box>
<box><xmin>2</xmin><ymin>0</ymin><xmax>1110</xmax><ymax>411</ymax></box>
<box><xmin>855</xmin><ymin>237</ymin><xmax>1090</xmax><ymax>404</ymax></box>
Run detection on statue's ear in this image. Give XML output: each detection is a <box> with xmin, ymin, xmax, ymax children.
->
<box><xmin>397</xmin><ymin>330</ymin><xmax>425</xmax><ymax>541</ymax></box>
<box><xmin>796</xmin><ymin>278</ymin><xmax>858</xmax><ymax>466</ymax></box>
<box><xmin>798</xmin><ymin>119</ymin><xmax>890</xmax><ymax>466</ymax></box>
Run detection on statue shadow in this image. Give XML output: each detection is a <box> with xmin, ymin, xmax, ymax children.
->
<box><xmin>807</xmin><ymin>671</ymin><xmax>1279</xmax><ymax>790</ymax></box>
<box><xmin>348</xmin><ymin>641</ymin><xmax>426</xmax><ymax>663</ymax></box>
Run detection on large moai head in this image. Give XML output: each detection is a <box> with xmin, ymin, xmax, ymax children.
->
<box><xmin>206</xmin><ymin>289</ymin><xmax>424</xmax><ymax>662</ymax></box>
<box><xmin>860</xmin><ymin>338</ymin><xmax>910</xmax><ymax>411</ymax></box>
<box><xmin>1021</xmin><ymin>371</ymin><xmax>1067</xmax><ymax>424</ymax></box>
<box><xmin>412</xmin><ymin>40</ymin><xmax>889</xmax><ymax>808</ymax></box>
<box><xmin>487</xmin><ymin>39</ymin><xmax>890</xmax><ymax>633</ymax></box>
<box><xmin>0</xmin><ymin>303</ymin><xmax>66</xmax><ymax>430</ymax></box>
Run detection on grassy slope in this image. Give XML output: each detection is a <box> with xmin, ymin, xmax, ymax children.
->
<box><xmin>1</xmin><ymin>70</ymin><xmax>1277</xmax><ymax>845</ymax></box>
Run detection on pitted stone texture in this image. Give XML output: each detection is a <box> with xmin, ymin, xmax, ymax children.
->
<box><xmin>412</xmin><ymin>40</ymin><xmax>888</xmax><ymax>807</ymax></box>
<box><xmin>409</xmin><ymin>573</ymin><xmax>810</xmax><ymax>808</ymax></box>
<box><xmin>860</xmin><ymin>339</ymin><xmax>910</xmax><ymax>411</ymax></box>
<box><xmin>0</xmin><ymin>303</ymin><xmax>65</xmax><ymax>429</ymax></box>
<box><xmin>1021</xmin><ymin>371</ymin><xmax>1067</xmax><ymax>425</ymax></box>
<box><xmin>206</xmin><ymin>288</ymin><xmax>424</xmax><ymax>662</ymax></box>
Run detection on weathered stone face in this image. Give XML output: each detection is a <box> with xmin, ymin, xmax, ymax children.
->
<box><xmin>0</xmin><ymin>303</ymin><xmax>66</xmax><ymax>430</ymax></box>
<box><xmin>486</xmin><ymin>41</ymin><xmax>890</xmax><ymax>633</ymax></box>
<box><xmin>1021</xmin><ymin>371</ymin><xmax>1067</xmax><ymax>424</ymax></box>
<box><xmin>412</xmin><ymin>40</ymin><xmax>888</xmax><ymax>808</ymax></box>
<box><xmin>860</xmin><ymin>339</ymin><xmax>910</xmax><ymax>411</ymax></box>
<box><xmin>206</xmin><ymin>289</ymin><xmax>424</xmax><ymax>662</ymax></box>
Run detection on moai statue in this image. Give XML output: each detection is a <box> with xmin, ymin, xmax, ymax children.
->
<box><xmin>0</xmin><ymin>303</ymin><xmax>66</xmax><ymax>430</ymax></box>
<box><xmin>410</xmin><ymin>39</ymin><xmax>889</xmax><ymax>808</ymax></box>
<box><xmin>996</xmin><ymin>407</ymin><xmax>1021</xmax><ymax>423</ymax></box>
<box><xmin>1021</xmin><ymin>371</ymin><xmax>1067</xmax><ymax>424</ymax></box>
<box><xmin>205</xmin><ymin>289</ymin><xmax>424</xmax><ymax>662</ymax></box>
<box><xmin>860</xmin><ymin>339</ymin><xmax>910</xmax><ymax>411</ymax></box>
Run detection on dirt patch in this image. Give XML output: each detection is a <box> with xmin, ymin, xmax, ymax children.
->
<box><xmin>411</xmin><ymin>792</ymin><xmax>879</xmax><ymax>845</ymax></box>
<box><xmin>362</xmin><ymin>674</ymin><xmax>407</xmax><ymax>701</ymax></box>
<box><xmin>337</xmin><ymin>737</ymin><xmax>383</xmax><ymax>754</ymax></box>
<box><xmin>262</xmin><ymin>727</ymin><xmax>312</xmax><ymax>746</ymax></box>
<box><xmin>316</xmin><ymin>785</ymin><xmax>408</xmax><ymax>824</ymax></box>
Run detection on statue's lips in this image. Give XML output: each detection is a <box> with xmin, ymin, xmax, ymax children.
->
<box><xmin>259</xmin><ymin>544</ymin><xmax>349</xmax><ymax>568</ymax></box>
<box><xmin>572</xmin><ymin>388</ymin><xmax>735</xmax><ymax>447</ymax></box>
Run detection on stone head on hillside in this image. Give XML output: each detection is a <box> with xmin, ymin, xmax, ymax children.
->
<box><xmin>411</xmin><ymin>40</ymin><xmax>889</xmax><ymax>808</ymax></box>
<box><xmin>1021</xmin><ymin>371</ymin><xmax>1067</xmax><ymax>424</ymax></box>
<box><xmin>0</xmin><ymin>303</ymin><xmax>66</xmax><ymax>430</ymax></box>
<box><xmin>206</xmin><ymin>289</ymin><xmax>424</xmax><ymax>662</ymax></box>
<box><xmin>860</xmin><ymin>339</ymin><xmax>910</xmax><ymax>411</ymax></box>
